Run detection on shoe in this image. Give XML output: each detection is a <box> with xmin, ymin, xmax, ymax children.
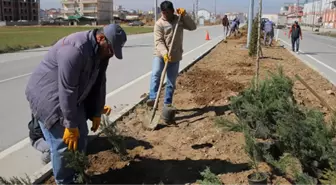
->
<box><xmin>146</xmin><ymin>99</ymin><xmax>155</xmax><ymax>108</ymax></box>
<box><xmin>41</xmin><ymin>150</ymin><xmax>51</xmax><ymax>165</ymax></box>
<box><xmin>296</xmin><ymin>51</ymin><xmax>299</xmax><ymax>54</ymax></box>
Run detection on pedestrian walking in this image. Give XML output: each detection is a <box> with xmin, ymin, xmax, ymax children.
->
<box><xmin>25</xmin><ymin>24</ymin><xmax>126</xmax><ymax>184</ymax></box>
<box><xmin>263</xmin><ymin>20</ymin><xmax>274</xmax><ymax>46</ymax></box>
<box><xmin>147</xmin><ymin>0</ymin><xmax>196</xmax><ymax>119</ymax></box>
<box><xmin>288</xmin><ymin>21</ymin><xmax>303</xmax><ymax>53</ymax></box>
<box><xmin>222</xmin><ymin>15</ymin><xmax>230</xmax><ymax>37</ymax></box>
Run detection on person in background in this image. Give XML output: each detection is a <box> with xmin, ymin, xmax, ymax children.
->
<box><xmin>147</xmin><ymin>0</ymin><xmax>196</xmax><ymax>119</ymax></box>
<box><xmin>222</xmin><ymin>15</ymin><xmax>230</xmax><ymax>37</ymax></box>
<box><xmin>288</xmin><ymin>21</ymin><xmax>303</xmax><ymax>53</ymax></box>
<box><xmin>263</xmin><ymin>19</ymin><xmax>274</xmax><ymax>46</ymax></box>
<box><xmin>229</xmin><ymin>19</ymin><xmax>238</xmax><ymax>36</ymax></box>
<box><xmin>25</xmin><ymin>23</ymin><xmax>126</xmax><ymax>185</ymax></box>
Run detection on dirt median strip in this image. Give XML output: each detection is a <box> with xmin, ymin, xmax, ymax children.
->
<box><xmin>43</xmin><ymin>30</ymin><xmax>336</xmax><ymax>184</ymax></box>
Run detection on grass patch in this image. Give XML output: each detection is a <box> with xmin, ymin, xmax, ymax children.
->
<box><xmin>0</xmin><ymin>26</ymin><xmax>153</xmax><ymax>53</ymax></box>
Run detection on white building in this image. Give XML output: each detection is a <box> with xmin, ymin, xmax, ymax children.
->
<box><xmin>61</xmin><ymin>0</ymin><xmax>113</xmax><ymax>24</ymax></box>
<box><xmin>225</xmin><ymin>12</ymin><xmax>246</xmax><ymax>23</ymax></box>
<box><xmin>197</xmin><ymin>9</ymin><xmax>211</xmax><ymax>21</ymax></box>
<box><xmin>303</xmin><ymin>0</ymin><xmax>336</xmax><ymax>28</ymax></box>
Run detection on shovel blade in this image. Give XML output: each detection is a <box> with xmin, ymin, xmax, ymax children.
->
<box><xmin>141</xmin><ymin>112</ymin><xmax>161</xmax><ymax>130</ymax></box>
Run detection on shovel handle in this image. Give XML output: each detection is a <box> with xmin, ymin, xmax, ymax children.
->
<box><xmin>150</xmin><ymin>15</ymin><xmax>182</xmax><ymax>121</ymax></box>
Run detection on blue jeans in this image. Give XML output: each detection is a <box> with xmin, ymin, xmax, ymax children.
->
<box><xmin>38</xmin><ymin>118</ymin><xmax>89</xmax><ymax>185</ymax></box>
<box><xmin>149</xmin><ymin>56</ymin><xmax>180</xmax><ymax>105</ymax></box>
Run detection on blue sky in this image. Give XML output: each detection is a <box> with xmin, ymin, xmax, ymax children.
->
<box><xmin>41</xmin><ymin>0</ymin><xmax>294</xmax><ymax>14</ymax></box>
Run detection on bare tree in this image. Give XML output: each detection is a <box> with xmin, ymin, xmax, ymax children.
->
<box><xmin>255</xmin><ymin>0</ymin><xmax>263</xmax><ymax>89</ymax></box>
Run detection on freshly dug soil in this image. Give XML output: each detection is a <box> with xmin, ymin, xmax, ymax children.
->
<box><xmin>44</xmin><ymin>31</ymin><xmax>336</xmax><ymax>185</ymax></box>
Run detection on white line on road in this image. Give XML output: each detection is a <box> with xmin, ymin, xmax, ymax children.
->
<box><xmin>280</xmin><ymin>38</ymin><xmax>336</xmax><ymax>74</ymax></box>
<box><xmin>0</xmin><ymin>35</ymin><xmax>223</xmax><ymax>161</ymax></box>
<box><xmin>0</xmin><ymin>73</ymin><xmax>32</xmax><ymax>84</ymax></box>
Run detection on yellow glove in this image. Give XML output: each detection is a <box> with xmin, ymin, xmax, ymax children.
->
<box><xmin>103</xmin><ymin>105</ymin><xmax>111</xmax><ymax>116</ymax></box>
<box><xmin>91</xmin><ymin>117</ymin><xmax>101</xmax><ymax>132</ymax></box>
<box><xmin>62</xmin><ymin>128</ymin><xmax>79</xmax><ymax>151</ymax></box>
<box><xmin>176</xmin><ymin>8</ymin><xmax>186</xmax><ymax>16</ymax></box>
<box><xmin>163</xmin><ymin>54</ymin><xmax>171</xmax><ymax>63</ymax></box>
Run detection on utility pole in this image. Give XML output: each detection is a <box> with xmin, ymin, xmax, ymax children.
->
<box><xmin>154</xmin><ymin>0</ymin><xmax>158</xmax><ymax>22</ymax></box>
<box><xmin>297</xmin><ymin>0</ymin><xmax>299</xmax><ymax>20</ymax></box>
<box><xmin>246</xmin><ymin>0</ymin><xmax>255</xmax><ymax>48</ymax></box>
<box><xmin>195</xmin><ymin>0</ymin><xmax>199</xmax><ymax>25</ymax></box>
<box><xmin>214</xmin><ymin>0</ymin><xmax>217</xmax><ymax>17</ymax></box>
<box><xmin>312</xmin><ymin>0</ymin><xmax>316</xmax><ymax>31</ymax></box>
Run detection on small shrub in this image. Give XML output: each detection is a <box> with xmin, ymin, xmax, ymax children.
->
<box><xmin>249</xmin><ymin>16</ymin><xmax>259</xmax><ymax>57</ymax></box>
<box><xmin>0</xmin><ymin>175</ymin><xmax>31</xmax><ymax>185</ymax></box>
<box><xmin>64</xmin><ymin>151</ymin><xmax>90</xmax><ymax>184</ymax></box>
<box><xmin>230</xmin><ymin>67</ymin><xmax>295</xmax><ymax>138</ymax></box>
<box><xmin>197</xmin><ymin>167</ymin><xmax>223</xmax><ymax>185</ymax></box>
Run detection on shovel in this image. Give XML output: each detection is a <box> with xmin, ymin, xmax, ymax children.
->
<box><xmin>142</xmin><ymin>15</ymin><xmax>182</xmax><ymax>130</ymax></box>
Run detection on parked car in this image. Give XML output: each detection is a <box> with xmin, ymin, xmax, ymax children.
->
<box><xmin>128</xmin><ymin>21</ymin><xmax>144</xmax><ymax>26</ymax></box>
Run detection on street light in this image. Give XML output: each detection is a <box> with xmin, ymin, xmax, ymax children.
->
<box><xmin>154</xmin><ymin>0</ymin><xmax>158</xmax><ymax>22</ymax></box>
<box><xmin>246</xmin><ymin>0</ymin><xmax>254</xmax><ymax>48</ymax></box>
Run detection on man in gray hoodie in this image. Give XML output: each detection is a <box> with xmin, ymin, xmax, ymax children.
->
<box><xmin>25</xmin><ymin>24</ymin><xmax>126</xmax><ymax>184</ymax></box>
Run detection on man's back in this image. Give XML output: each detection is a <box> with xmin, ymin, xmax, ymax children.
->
<box><xmin>264</xmin><ymin>21</ymin><xmax>273</xmax><ymax>32</ymax></box>
<box><xmin>25</xmin><ymin>30</ymin><xmax>98</xmax><ymax>129</ymax></box>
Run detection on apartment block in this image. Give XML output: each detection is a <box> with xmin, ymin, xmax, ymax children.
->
<box><xmin>0</xmin><ymin>0</ymin><xmax>40</xmax><ymax>21</ymax></box>
<box><xmin>303</xmin><ymin>0</ymin><xmax>336</xmax><ymax>28</ymax></box>
<box><xmin>61</xmin><ymin>0</ymin><xmax>113</xmax><ymax>24</ymax></box>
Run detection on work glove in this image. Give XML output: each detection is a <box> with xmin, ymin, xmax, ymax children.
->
<box><xmin>176</xmin><ymin>8</ymin><xmax>186</xmax><ymax>16</ymax></box>
<box><xmin>91</xmin><ymin>117</ymin><xmax>101</xmax><ymax>132</ymax></box>
<box><xmin>163</xmin><ymin>54</ymin><xmax>172</xmax><ymax>63</ymax></box>
<box><xmin>62</xmin><ymin>128</ymin><xmax>80</xmax><ymax>151</ymax></box>
<box><xmin>103</xmin><ymin>105</ymin><xmax>111</xmax><ymax>116</ymax></box>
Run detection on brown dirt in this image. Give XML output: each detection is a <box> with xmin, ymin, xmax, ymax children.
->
<box><xmin>44</xmin><ymin>30</ymin><xmax>336</xmax><ymax>185</ymax></box>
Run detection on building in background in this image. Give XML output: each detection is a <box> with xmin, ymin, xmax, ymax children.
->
<box><xmin>61</xmin><ymin>0</ymin><xmax>113</xmax><ymax>24</ymax></box>
<box><xmin>0</xmin><ymin>0</ymin><xmax>40</xmax><ymax>22</ymax></box>
<box><xmin>225</xmin><ymin>12</ymin><xmax>246</xmax><ymax>23</ymax></box>
<box><xmin>197</xmin><ymin>9</ymin><xmax>211</xmax><ymax>21</ymax></box>
<box><xmin>302</xmin><ymin>0</ymin><xmax>336</xmax><ymax>28</ymax></box>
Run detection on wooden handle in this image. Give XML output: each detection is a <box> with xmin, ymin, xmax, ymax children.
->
<box><xmin>295</xmin><ymin>74</ymin><xmax>334</xmax><ymax>112</ymax></box>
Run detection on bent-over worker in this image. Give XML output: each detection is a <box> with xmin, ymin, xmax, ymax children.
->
<box><xmin>25</xmin><ymin>24</ymin><xmax>126</xmax><ymax>184</ymax></box>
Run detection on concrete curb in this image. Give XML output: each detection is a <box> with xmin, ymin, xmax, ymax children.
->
<box><xmin>30</xmin><ymin>36</ymin><xmax>225</xmax><ymax>184</ymax></box>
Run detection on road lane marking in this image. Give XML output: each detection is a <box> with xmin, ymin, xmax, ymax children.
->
<box><xmin>279</xmin><ymin>38</ymin><xmax>336</xmax><ymax>74</ymax></box>
<box><xmin>0</xmin><ymin>34</ymin><xmax>223</xmax><ymax>160</ymax></box>
<box><xmin>0</xmin><ymin>73</ymin><xmax>32</xmax><ymax>84</ymax></box>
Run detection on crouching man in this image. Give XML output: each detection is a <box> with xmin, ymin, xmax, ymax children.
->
<box><xmin>147</xmin><ymin>0</ymin><xmax>196</xmax><ymax>123</ymax></box>
<box><xmin>25</xmin><ymin>24</ymin><xmax>126</xmax><ymax>184</ymax></box>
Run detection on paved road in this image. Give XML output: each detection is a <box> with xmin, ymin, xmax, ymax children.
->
<box><xmin>0</xmin><ymin>25</ymin><xmax>228</xmax><ymax>179</ymax></box>
<box><xmin>277</xmin><ymin>28</ymin><xmax>336</xmax><ymax>85</ymax></box>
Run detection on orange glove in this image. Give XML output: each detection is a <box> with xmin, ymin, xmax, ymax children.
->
<box><xmin>176</xmin><ymin>8</ymin><xmax>186</xmax><ymax>16</ymax></box>
<box><xmin>103</xmin><ymin>105</ymin><xmax>111</xmax><ymax>116</ymax></box>
<box><xmin>163</xmin><ymin>54</ymin><xmax>171</xmax><ymax>63</ymax></box>
<box><xmin>91</xmin><ymin>117</ymin><xmax>101</xmax><ymax>132</ymax></box>
<box><xmin>63</xmin><ymin>128</ymin><xmax>80</xmax><ymax>151</ymax></box>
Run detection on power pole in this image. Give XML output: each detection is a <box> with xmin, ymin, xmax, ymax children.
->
<box><xmin>214</xmin><ymin>0</ymin><xmax>217</xmax><ymax>17</ymax></box>
<box><xmin>154</xmin><ymin>0</ymin><xmax>158</xmax><ymax>22</ymax></box>
<box><xmin>195</xmin><ymin>0</ymin><xmax>199</xmax><ymax>25</ymax></box>
<box><xmin>246</xmin><ymin>0</ymin><xmax>255</xmax><ymax>48</ymax></box>
<box><xmin>297</xmin><ymin>0</ymin><xmax>299</xmax><ymax>20</ymax></box>
<box><xmin>312</xmin><ymin>0</ymin><xmax>315</xmax><ymax>31</ymax></box>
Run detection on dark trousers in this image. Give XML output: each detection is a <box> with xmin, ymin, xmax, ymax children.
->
<box><xmin>291</xmin><ymin>37</ymin><xmax>300</xmax><ymax>51</ymax></box>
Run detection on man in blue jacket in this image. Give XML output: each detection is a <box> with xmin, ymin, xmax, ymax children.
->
<box><xmin>25</xmin><ymin>24</ymin><xmax>126</xmax><ymax>184</ymax></box>
<box><xmin>263</xmin><ymin>20</ymin><xmax>274</xmax><ymax>46</ymax></box>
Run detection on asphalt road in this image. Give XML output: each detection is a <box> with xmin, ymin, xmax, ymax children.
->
<box><xmin>0</xmin><ymin>25</ymin><xmax>225</xmax><ymax>152</ymax></box>
<box><xmin>277</xmin><ymin>28</ymin><xmax>336</xmax><ymax>85</ymax></box>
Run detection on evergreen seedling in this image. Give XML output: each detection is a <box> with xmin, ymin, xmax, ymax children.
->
<box><xmin>64</xmin><ymin>151</ymin><xmax>90</xmax><ymax>184</ymax></box>
<box><xmin>249</xmin><ymin>16</ymin><xmax>259</xmax><ymax>57</ymax></box>
<box><xmin>197</xmin><ymin>167</ymin><xmax>223</xmax><ymax>185</ymax></box>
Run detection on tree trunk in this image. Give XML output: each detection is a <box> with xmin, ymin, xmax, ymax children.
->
<box><xmin>256</xmin><ymin>0</ymin><xmax>263</xmax><ymax>89</ymax></box>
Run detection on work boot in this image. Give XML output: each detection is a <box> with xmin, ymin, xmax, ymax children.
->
<box><xmin>146</xmin><ymin>99</ymin><xmax>155</xmax><ymax>108</ymax></box>
<box><xmin>161</xmin><ymin>104</ymin><xmax>177</xmax><ymax>125</ymax></box>
<box><xmin>41</xmin><ymin>150</ymin><xmax>51</xmax><ymax>165</ymax></box>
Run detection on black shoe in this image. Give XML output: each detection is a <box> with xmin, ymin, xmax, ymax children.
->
<box><xmin>146</xmin><ymin>99</ymin><xmax>155</xmax><ymax>108</ymax></box>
